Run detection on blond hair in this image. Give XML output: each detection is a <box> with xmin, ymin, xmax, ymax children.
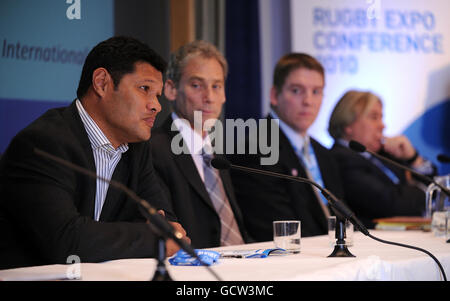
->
<box><xmin>328</xmin><ymin>90</ymin><xmax>382</xmax><ymax>139</ymax></box>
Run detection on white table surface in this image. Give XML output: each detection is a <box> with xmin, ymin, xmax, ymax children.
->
<box><xmin>1</xmin><ymin>230</ymin><xmax>449</xmax><ymax>281</ymax></box>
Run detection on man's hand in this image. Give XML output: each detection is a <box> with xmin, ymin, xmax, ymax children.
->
<box><xmin>166</xmin><ymin>221</ymin><xmax>191</xmax><ymax>257</ymax></box>
<box><xmin>383</xmin><ymin>135</ymin><xmax>416</xmax><ymax>160</ymax></box>
<box><xmin>383</xmin><ymin>135</ymin><xmax>424</xmax><ymax>167</ymax></box>
<box><xmin>157</xmin><ymin>210</ymin><xmax>191</xmax><ymax>257</ymax></box>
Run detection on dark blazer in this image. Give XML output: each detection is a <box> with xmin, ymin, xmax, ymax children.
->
<box><xmin>228</xmin><ymin>116</ymin><xmax>345</xmax><ymax>241</ymax></box>
<box><xmin>150</xmin><ymin>116</ymin><xmax>250</xmax><ymax>248</ymax></box>
<box><xmin>0</xmin><ymin>101</ymin><xmax>172</xmax><ymax>269</ymax></box>
<box><xmin>330</xmin><ymin>143</ymin><xmax>425</xmax><ymax>228</ymax></box>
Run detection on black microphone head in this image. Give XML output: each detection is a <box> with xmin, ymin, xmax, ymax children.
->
<box><xmin>211</xmin><ymin>157</ymin><xmax>231</xmax><ymax>170</ymax></box>
<box><xmin>349</xmin><ymin>140</ymin><xmax>366</xmax><ymax>153</ymax></box>
<box><xmin>437</xmin><ymin>154</ymin><xmax>450</xmax><ymax>163</ymax></box>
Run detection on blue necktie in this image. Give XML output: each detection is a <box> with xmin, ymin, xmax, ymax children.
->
<box><xmin>369</xmin><ymin>156</ymin><xmax>400</xmax><ymax>184</ymax></box>
<box><xmin>295</xmin><ymin>142</ymin><xmax>329</xmax><ymax>206</ymax></box>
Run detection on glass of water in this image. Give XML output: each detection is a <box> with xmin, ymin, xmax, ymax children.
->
<box><xmin>432</xmin><ymin>211</ymin><xmax>447</xmax><ymax>237</ymax></box>
<box><xmin>446</xmin><ymin>211</ymin><xmax>450</xmax><ymax>242</ymax></box>
<box><xmin>273</xmin><ymin>220</ymin><xmax>301</xmax><ymax>254</ymax></box>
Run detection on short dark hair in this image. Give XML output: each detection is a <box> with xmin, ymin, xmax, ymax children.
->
<box><xmin>76</xmin><ymin>36</ymin><xmax>167</xmax><ymax>99</ymax></box>
<box><xmin>273</xmin><ymin>53</ymin><xmax>325</xmax><ymax>95</ymax></box>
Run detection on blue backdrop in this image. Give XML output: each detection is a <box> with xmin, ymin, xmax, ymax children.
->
<box><xmin>0</xmin><ymin>0</ymin><xmax>114</xmax><ymax>153</ymax></box>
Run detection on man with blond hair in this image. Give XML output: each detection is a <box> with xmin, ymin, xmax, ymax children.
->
<box><xmin>328</xmin><ymin>90</ymin><xmax>435</xmax><ymax>228</ymax></box>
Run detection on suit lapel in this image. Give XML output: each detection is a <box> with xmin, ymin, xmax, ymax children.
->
<box><xmin>335</xmin><ymin>143</ymin><xmax>393</xmax><ymax>183</ymax></box>
<box><xmin>273</xmin><ymin>118</ymin><xmax>307</xmax><ymax>179</ymax></box>
<box><xmin>162</xmin><ymin>117</ymin><xmax>215</xmax><ymax>211</ymax></box>
<box><xmin>277</xmin><ymin>129</ymin><xmax>313</xmax><ymax>217</ymax></box>
<box><xmin>176</xmin><ymin>153</ymin><xmax>213</xmax><ymax>207</ymax></box>
<box><xmin>62</xmin><ymin>101</ymin><xmax>97</xmax><ymax>217</ymax></box>
<box><xmin>265</xmin><ymin>117</ymin><xmax>310</xmax><ymax>217</ymax></box>
<box><xmin>268</xmin><ymin>116</ymin><xmax>327</xmax><ymax>232</ymax></box>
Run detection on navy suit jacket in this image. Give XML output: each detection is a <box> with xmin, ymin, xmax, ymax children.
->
<box><xmin>150</xmin><ymin>116</ymin><xmax>251</xmax><ymax>248</ymax></box>
<box><xmin>228</xmin><ymin>116</ymin><xmax>345</xmax><ymax>241</ymax></box>
<box><xmin>0</xmin><ymin>101</ymin><xmax>172</xmax><ymax>269</ymax></box>
<box><xmin>330</xmin><ymin>143</ymin><xmax>425</xmax><ymax>228</ymax></box>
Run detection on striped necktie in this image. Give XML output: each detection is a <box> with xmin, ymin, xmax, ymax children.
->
<box><xmin>202</xmin><ymin>152</ymin><xmax>244</xmax><ymax>246</ymax></box>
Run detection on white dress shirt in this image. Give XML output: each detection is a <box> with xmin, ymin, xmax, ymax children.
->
<box><xmin>76</xmin><ymin>99</ymin><xmax>128</xmax><ymax>221</ymax></box>
<box><xmin>171</xmin><ymin>112</ymin><xmax>213</xmax><ymax>182</ymax></box>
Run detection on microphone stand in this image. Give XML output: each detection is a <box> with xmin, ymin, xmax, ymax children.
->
<box><xmin>328</xmin><ymin>217</ymin><xmax>355</xmax><ymax>257</ymax></box>
<box><xmin>211</xmin><ymin>158</ymin><xmax>447</xmax><ymax>280</ymax></box>
<box><xmin>34</xmin><ymin>148</ymin><xmax>223</xmax><ymax>281</ymax></box>
<box><xmin>151</xmin><ymin>236</ymin><xmax>173</xmax><ymax>281</ymax></box>
<box><xmin>212</xmin><ymin>160</ymin><xmax>366</xmax><ymax>258</ymax></box>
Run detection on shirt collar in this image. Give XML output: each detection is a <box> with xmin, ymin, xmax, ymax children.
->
<box><xmin>76</xmin><ymin>99</ymin><xmax>128</xmax><ymax>154</ymax></box>
<box><xmin>337</xmin><ymin>138</ymin><xmax>370</xmax><ymax>159</ymax></box>
<box><xmin>270</xmin><ymin>110</ymin><xmax>309</xmax><ymax>153</ymax></box>
<box><xmin>171</xmin><ymin>112</ymin><xmax>212</xmax><ymax>155</ymax></box>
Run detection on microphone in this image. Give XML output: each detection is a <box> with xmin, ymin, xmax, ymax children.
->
<box><xmin>437</xmin><ymin>154</ymin><xmax>450</xmax><ymax>163</ymax></box>
<box><xmin>34</xmin><ymin>148</ymin><xmax>222</xmax><ymax>281</ymax></box>
<box><xmin>348</xmin><ymin>140</ymin><xmax>450</xmax><ymax>197</ymax></box>
<box><xmin>211</xmin><ymin>157</ymin><xmax>368</xmax><ymax>235</ymax></box>
<box><xmin>213</xmin><ymin>157</ymin><xmax>448</xmax><ymax>280</ymax></box>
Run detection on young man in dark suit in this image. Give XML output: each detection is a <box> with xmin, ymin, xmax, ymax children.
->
<box><xmin>150</xmin><ymin>41</ymin><xmax>250</xmax><ymax>248</ymax></box>
<box><xmin>0</xmin><ymin>36</ymin><xmax>188</xmax><ymax>269</ymax></box>
<box><xmin>229</xmin><ymin>53</ymin><xmax>344</xmax><ymax>241</ymax></box>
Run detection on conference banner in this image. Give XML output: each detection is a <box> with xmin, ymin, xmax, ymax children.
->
<box><xmin>0</xmin><ymin>0</ymin><xmax>113</xmax><ymax>153</ymax></box>
<box><xmin>290</xmin><ymin>0</ymin><xmax>449</xmax><ymax>174</ymax></box>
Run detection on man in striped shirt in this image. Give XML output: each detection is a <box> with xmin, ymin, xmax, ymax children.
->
<box><xmin>0</xmin><ymin>36</ymin><xmax>188</xmax><ymax>269</ymax></box>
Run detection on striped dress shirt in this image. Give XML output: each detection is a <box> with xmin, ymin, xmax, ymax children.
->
<box><xmin>75</xmin><ymin>99</ymin><xmax>129</xmax><ymax>221</ymax></box>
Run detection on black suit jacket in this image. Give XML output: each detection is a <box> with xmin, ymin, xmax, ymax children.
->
<box><xmin>150</xmin><ymin>116</ymin><xmax>250</xmax><ymax>248</ymax></box>
<box><xmin>0</xmin><ymin>101</ymin><xmax>172</xmax><ymax>269</ymax></box>
<box><xmin>228</xmin><ymin>116</ymin><xmax>344</xmax><ymax>241</ymax></box>
<box><xmin>330</xmin><ymin>143</ymin><xmax>425</xmax><ymax>228</ymax></box>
